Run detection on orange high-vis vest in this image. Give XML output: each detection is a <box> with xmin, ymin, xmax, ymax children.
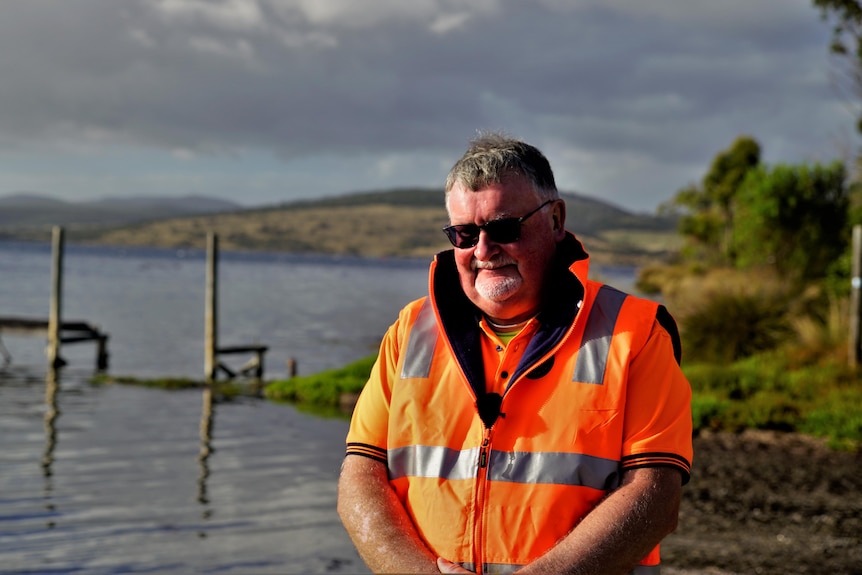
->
<box><xmin>346</xmin><ymin>234</ymin><xmax>693</xmax><ymax>574</ymax></box>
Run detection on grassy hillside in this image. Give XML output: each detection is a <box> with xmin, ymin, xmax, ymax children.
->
<box><xmin>3</xmin><ymin>188</ymin><xmax>681</xmax><ymax>264</ymax></box>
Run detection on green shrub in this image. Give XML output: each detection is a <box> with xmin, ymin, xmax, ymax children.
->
<box><xmin>683</xmin><ymin>362</ymin><xmax>739</xmax><ymax>394</ymax></box>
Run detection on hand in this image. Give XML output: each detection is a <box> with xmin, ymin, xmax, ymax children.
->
<box><xmin>437</xmin><ymin>557</ymin><xmax>475</xmax><ymax>573</ymax></box>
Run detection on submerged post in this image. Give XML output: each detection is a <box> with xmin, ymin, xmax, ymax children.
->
<box><xmin>204</xmin><ymin>233</ymin><xmax>218</xmax><ymax>381</ymax></box>
<box><xmin>850</xmin><ymin>225</ymin><xmax>862</xmax><ymax>368</ymax></box>
<box><xmin>47</xmin><ymin>227</ymin><xmax>64</xmax><ymax>368</ymax></box>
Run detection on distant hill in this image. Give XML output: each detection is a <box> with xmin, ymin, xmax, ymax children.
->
<box><xmin>0</xmin><ymin>193</ymin><xmax>241</xmax><ymax>228</ymax></box>
<box><xmin>0</xmin><ymin>188</ymin><xmax>680</xmax><ymax>264</ymax></box>
<box><xmin>280</xmin><ymin>188</ymin><xmax>675</xmax><ymax>236</ymax></box>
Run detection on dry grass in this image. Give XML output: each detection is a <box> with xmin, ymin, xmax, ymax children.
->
<box><xmin>93</xmin><ymin>204</ymin><xmax>453</xmax><ymax>259</ymax></box>
<box><xmin>598</xmin><ymin>229</ymin><xmax>683</xmax><ymax>254</ymax></box>
<box><xmin>659</xmin><ymin>267</ymin><xmax>788</xmax><ymax>317</ymax></box>
<box><xmin>643</xmin><ymin>265</ymin><xmax>853</xmax><ymax>366</ymax></box>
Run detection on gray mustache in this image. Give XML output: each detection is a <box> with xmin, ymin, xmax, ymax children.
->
<box><xmin>472</xmin><ymin>258</ymin><xmax>517</xmax><ymax>270</ymax></box>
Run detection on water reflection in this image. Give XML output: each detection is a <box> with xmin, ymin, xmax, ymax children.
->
<box><xmin>0</xmin><ymin>367</ymin><xmax>366</xmax><ymax>573</ymax></box>
<box><xmin>42</xmin><ymin>367</ymin><xmax>59</xmax><ymax>528</ymax></box>
<box><xmin>198</xmin><ymin>385</ymin><xmax>214</xmax><ymax>534</ymax></box>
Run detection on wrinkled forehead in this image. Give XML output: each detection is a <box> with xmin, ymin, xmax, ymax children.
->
<box><xmin>444</xmin><ymin>174</ymin><xmax>541</xmax><ymax>216</ymax></box>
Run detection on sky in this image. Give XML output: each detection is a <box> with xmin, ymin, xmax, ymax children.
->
<box><xmin>0</xmin><ymin>0</ymin><xmax>856</xmax><ymax>214</ymax></box>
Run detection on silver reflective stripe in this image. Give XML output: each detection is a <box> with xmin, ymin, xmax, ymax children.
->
<box><xmin>631</xmin><ymin>565</ymin><xmax>661</xmax><ymax>575</ymax></box>
<box><xmin>479</xmin><ymin>561</ymin><xmax>657</xmax><ymax>574</ymax></box>
<box><xmin>400</xmin><ymin>298</ymin><xmax>438</xmax><ymax>379</ymax></box>
<box><xmin>572</xmin><ymin>285</ymin><xmax>627</xmax><ymax>384</ymax></box>
<box><xmin>484</xmin><ymin>563</ymin><xmax>659</xmax><ymax>574</ymax></box>
<box><xmin>483</xmin><ymin>563</ymin><xmax>521</xmax><ymax>574</ymax></box>
<box><xmin>388</xmin><ymin>445</ymin><xmax>479</xmax><ymax>480</ymax></box>
<box><xmin>389</xmin><ymin>446</ymin><xmax>620</xmax><ymax>489</ymax></box>
<box><xmin>463</xmin><ymin>560</ymin><xmax>658</xmax><ymax>573</ymax></box>
<box><xmin>488</xmin><ymin>450</ymin><xmax>620</xmax><ymax>490</ymax></box>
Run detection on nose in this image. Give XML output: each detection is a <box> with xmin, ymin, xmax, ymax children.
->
<box><xmin>473</xmin><ymin>228</ymin><xmax>500</xmax><ymax>261</ymax></box>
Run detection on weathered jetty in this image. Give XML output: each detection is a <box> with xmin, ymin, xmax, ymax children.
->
<box><xmin>0</xmin><ymin>226</ymin><xmax>109</xmax><ymax>370</ymax></box>
<box><xmin>1</xmin><ymin>227</ymin><xmax>273</xmax><ymax>378</ymax></box>
<box><xmin>0</xmin><ymin>317</ymin><xmax>109</xmax><ymax>369</ymax></box>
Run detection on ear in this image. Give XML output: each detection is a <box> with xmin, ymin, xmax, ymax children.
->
<box><xmin>551</xmin><ymin>200</ymin><xmax>566</xmax><ymax>240</ymax></box>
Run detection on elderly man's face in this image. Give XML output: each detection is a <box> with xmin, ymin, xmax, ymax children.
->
<box><xmin>446</xmin><ymin>176</ymin><xmax>565</xmax><ymax>324</ymax></box>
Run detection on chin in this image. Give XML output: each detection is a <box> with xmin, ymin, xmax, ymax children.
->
<box><xmin>475</xmin><ymin>277</ymin><xmax>521</xmax><ymax>302</ymax></box>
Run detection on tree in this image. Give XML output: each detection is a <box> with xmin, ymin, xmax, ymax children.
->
<box><xmin>814</xmin><ymin>0</ymin><xmax>862</xmax><ymax>132</ymax></box>
<box><xmin>703</xmin><ymin>136</ymin><xmax>761</xmax><ymax>261</ymax></box>
<box><xmin>666</xmin><ymin>136</ymin><xmax>761</xmax><ymax>265</ymax></box>
<box><xmin>732</xmin><ymin>161</ymin><xmax>849</xmax><ymax>282</ymax></box>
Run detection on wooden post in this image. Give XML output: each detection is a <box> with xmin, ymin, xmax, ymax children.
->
<box><xmin>96</xmin><ymin>335</ymin><xmax>109</xmax><ymax>371</ymax></box>
<box><xmin>47</xmin><ymin>227</ymin><xmax>64</xmax><ymax>368</ymax></box>
<box><xmin>850</xmin><ymin>224</ymin><xmax>862</xmax><ymax>368</ymax></box>
<box><xmin>204</xmin><ymin>233</ymin><xmax>218</xmax><ymax>381</ymax></box>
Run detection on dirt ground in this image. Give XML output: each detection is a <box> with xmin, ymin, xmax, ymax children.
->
<box><xmin>661</xmin><ymin>430</ymin><xmax>862</xmax><ymax>575</ymax></box>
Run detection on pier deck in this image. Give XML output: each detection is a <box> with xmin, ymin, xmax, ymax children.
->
<box><xmin>0</xmin><ymin>316</ymin><xmax>109</xmax><ymax>369</ymax></box>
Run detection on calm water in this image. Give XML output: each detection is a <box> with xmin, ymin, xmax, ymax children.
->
<box><xmin>0</xmin><ymin>370</ymin><xmax>367</xmax><ymax>574</ymax></box>
<box><xmin>0</xmin><ymin>239</ymin><xmax>637</xmax><ymax>574</ymax></box>
<box><xmin>0</xmin><ymin>240</ymin><xmax>432</xmax><ymax>378</ymax></box>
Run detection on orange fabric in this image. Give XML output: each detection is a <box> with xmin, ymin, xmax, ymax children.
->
<box><xmin>478</xmin><ymin>318</ymin><xmax>536</xmax><ymax>396</ymax></box>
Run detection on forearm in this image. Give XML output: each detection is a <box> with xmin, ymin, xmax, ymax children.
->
<box><xmin>516</xmin><ymin>467</ymin><xmax>682</xmax><ymax>575</ymax></box>
<box><xmin>337</xmin><ymin>454</ymin><xmax>439</xmax><ymax>574</ymax></box>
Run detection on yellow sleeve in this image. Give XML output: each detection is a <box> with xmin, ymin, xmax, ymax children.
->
<box><xmin>621</xmin><ymin>319</ymin><xmax>693</xmax><ymax>484</ymax></box>
<box><xmin>344</xmin><ymin>308</ymin><xmax>407</xmax><ymax>463</ymax></box>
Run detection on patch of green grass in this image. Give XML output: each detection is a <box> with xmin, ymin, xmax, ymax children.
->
<box><xmin>89</xmin><ymin>374</ymin><xmax>253</xmax><ymax>399</ymax></box>
<box><xmin>685</xmin><ymin>350</ymin><xmax>862</xmax><ymax>449</ymax></box>
<box><xmin>800</xmin><ymin>388</ymin><xmax>862</xmax><ymax>450</ymax></box>
<box><xmin>90</xmin><ymin>373</ymin><xmax>205</xmax><ymax>389</ymax></box>
<box><xmin>264</xmin><ymin>354</ymin><xmax>376</xmax><ymax>406</ymax></box>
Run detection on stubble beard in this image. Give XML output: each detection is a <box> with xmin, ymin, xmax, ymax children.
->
<box><xmin>475</xmin><ymin>275</ymin><xmax>522</xmax><ymax>302</ymax></box>
<box><xmin>473</xmin><ymin>258</ymin><xmax>522</xmax><ymax>302</ymax></box>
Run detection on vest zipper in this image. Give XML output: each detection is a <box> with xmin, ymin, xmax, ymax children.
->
<box><xmin>479</xmin><ymin>434</ymin><xmax>489</xmax><ymax>468</ymax></box>
<box><xmin>473</xmin><ymin>427</ymin><xmax>492</xmax><ymax>575</ymax></box>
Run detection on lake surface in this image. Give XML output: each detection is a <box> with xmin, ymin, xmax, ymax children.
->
<box><xmin>0</xmin><ymin>239</ymin><xmax>637</xmax><ymax>574</ymax></box>
<box><xmin>0</xmin><ymin>240</ymin><xmax>434</xmax><ymax>378</ymax></box>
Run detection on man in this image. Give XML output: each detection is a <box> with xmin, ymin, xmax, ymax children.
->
<box><xmin>338</xmin><ymin>133</ymin><xmax>692</xmax><ymax>574</ymax></box>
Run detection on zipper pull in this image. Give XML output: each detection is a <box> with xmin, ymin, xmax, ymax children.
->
<box><xmin>479</xmin><ymin>435</ymin><xmax>490</xmax><ymax>468</ymax></box>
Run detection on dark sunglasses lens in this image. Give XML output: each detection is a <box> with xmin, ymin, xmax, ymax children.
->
<box><xmin>484</xmin><ymin>219</ymin><xmax>521</xmax><ymax>244</ymax></box>
<box><xmin>445</xmin><ymin>225</ymin><xmax>480</xmax><ymax>248</ymax></box>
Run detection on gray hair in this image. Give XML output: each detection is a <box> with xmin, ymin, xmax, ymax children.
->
<box><xmin>445</xmin><ymin>132</ymin><xmax>559</xmax><ymax>201</ymax></box>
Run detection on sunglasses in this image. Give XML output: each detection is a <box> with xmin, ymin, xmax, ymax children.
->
<box><xmin>442</xmin><ymin>200</ymin><xmax>554</xmax><ymax>249</ymax></box>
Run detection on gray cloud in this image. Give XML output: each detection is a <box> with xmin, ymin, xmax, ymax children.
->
<box><xmin>0</xmin><ymin>0</ymin><xmax>853</xmax><ymax>211</ymax></box>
